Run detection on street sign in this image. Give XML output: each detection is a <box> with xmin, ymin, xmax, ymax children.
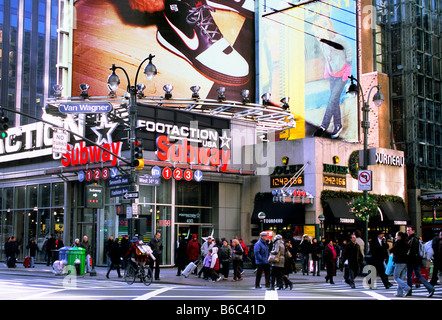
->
<box><xmin>108</xmin><ymin>175</ymin><xmax>131</xmax><ymax>187</ymax></box>
<box><xmin>110</xmin><ymin>167</ymin><xmax>119</xmax><ymax>179</ymax></box>
<box><xmin>184</xmin><ymin>169</ymin><xmax>193</xmax><ymax>181</ymax></box>
<box><xmin>173</xmin><ymin>168</ymin><xmax>183</xmax><ymax>180</ymax></box>
<box><xmin>162</xmin><ymin>167</ymin><xmax>172</xmax><ymax>180</ymax></box>
<box><xmin>85</xmin><ymin>184</ymin><xmax>104</xmax><ymax>208</ymax></box>
<box><xmin>110</xmin><ymin>187</ymin><xmax>130</xmax><ymax>198</ymax></box>
<box><xmin>123</xmin><ymin>191</ymin><xmax>139</xmax><ymax>200</ymax></box>
<box><xmin>358</xmin><ymin>170</ymin><xmax>372</xmax><ymax>191</ymax></box>
<box><xmin>58</xmin><ymin>102</ymin><xmax>112</xmax><ymax>114</ymax></box>
<box><xmin>151</xmin><ymin>166</ymin><xmax>161</xmax><ymax>178</ymax></box>
<box><xmin>138</xmin><ymin>175</ymin><xmax>161</xmax><ymax>186</ymax></box>
<box><xmin>194</xmin><ymin>170</ymin><xmax>203</xmax><ymax>182</ymax></box>
<box><xmin>78</xmin><ymin>171</ymin><xmax>85</xmax><ymax>182</ymax></box>
<box><xmin>52</xmin><ymin>130</ymin><xmax>68</xmax><ymax>154</ymax></box>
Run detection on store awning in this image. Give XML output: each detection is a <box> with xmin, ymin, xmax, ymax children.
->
<box><xmin>251</xmin><ymin>194</ymin><xmax>305</xmax><ymax>225</ymax></box>
<box><xmin>379</xmin><ymin>202</ymin><xmax>410</xmax><ymax>226</ymax></box>
<box><xmin>326</xmin><ymin>198</ymin><xmax>356</xmax><ymax>224</ymax></box>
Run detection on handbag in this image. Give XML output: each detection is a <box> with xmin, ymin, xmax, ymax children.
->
<box><xmin>268</xmin><ymin>251</ymin><xmax>280</xmax><ymax>263</ymax></box>
<box><xmin>385</xmin><ymin>254</ymin><xmax>395</xmax><ymax>276</ymax></box>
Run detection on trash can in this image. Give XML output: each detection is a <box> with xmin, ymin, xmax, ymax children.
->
<box><xmin>58</xmin><ymin>246</ymin><xmax>71</xmax><ymax>264</ymax></box>
<box><xmin>67</xmin><ymin>247</ymin><xmax>85</xmax><ymax>275</ymax></box>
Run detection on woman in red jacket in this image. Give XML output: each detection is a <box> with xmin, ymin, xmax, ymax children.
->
<box><xmin>186</xmin><ymin>234</ymin><xmax>201</xmax><ymax>275</ymax></box>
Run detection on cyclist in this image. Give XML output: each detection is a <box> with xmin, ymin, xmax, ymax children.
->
<box><xmin>125</xmin><ymin>236</ymin><xmax>155</xmax><ymax>269</ymax></box>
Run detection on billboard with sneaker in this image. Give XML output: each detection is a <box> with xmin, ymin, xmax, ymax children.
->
<box><xmin>72</xmin><ymin>0</ymin><xmax>255</xmax><ymax>100</ymax></box>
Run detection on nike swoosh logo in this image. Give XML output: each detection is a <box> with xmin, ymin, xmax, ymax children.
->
<box><xmin>163</xmin><ymin>13</ymin><xmax>199</xmax><ymax>51</ymax></box>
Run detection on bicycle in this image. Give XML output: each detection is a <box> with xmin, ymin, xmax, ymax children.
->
<box><xmin>125</xmin><ymin>259</ymin><xmax>153</xmax><ymax>286</ymax></box>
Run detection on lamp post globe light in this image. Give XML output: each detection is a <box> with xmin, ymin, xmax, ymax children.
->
<box><xmin>107</xmin><ymin>54</ymin><xmax>157</xmax><ymax>170</ymax></box>
<box><xmin>346</xmin><ymin>75</ymin><xmax>384</xmax><ymax>255</ymax></box>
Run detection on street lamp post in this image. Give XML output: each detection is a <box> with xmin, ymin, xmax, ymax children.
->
<box><xmin>106</xmin><ymin>54</ymin><xmax>157</xmax><ymax>239</ymax></box>
<box><xmin>108</xmin><ymin>54</ymin><xmax>157</xmax><ymax>169</ymax></box>
<box><xmin>318</xmin><ymin>214</ymin><xmax>325</xmax><ymax>240</ymax></box>
<box><xmin>347</xmin><ymin>75</ymin><xmax>384</xmax><ymax>255</ymax></box>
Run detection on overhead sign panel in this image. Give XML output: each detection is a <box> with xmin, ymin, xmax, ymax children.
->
<box><xmin>59</xmin><ymin>102</ymin><xmax>112</xmax><ymax>114</ymax></box>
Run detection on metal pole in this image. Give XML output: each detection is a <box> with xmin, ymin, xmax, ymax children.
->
<box><xmin>362</xmin><ymin>101</ymin><xmax>370</xmax><ymax>255</ymax></box>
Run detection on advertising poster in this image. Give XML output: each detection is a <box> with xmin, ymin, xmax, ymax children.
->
<box><xmin>260</xmin><ymin>0</ymin><xmax>357</xmax><ymax>141</ymax></box>
<box><xmin>72</xmin><ymin>0</ymin><xmax>255</xmax><ymax>101</ymax></box>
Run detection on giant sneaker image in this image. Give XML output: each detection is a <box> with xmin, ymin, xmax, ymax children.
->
<box><xmin>157</xmin><ymin>0</ymin><xmax>250</xmax><ymax>86</ymax></box>
<box><xmin>205</xmin><ymin>0</ymin><xmax>254</xmax><ymax>19</ymax></box>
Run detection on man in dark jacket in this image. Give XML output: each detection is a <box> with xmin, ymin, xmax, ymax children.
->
<box><xmin>148</xmin><ymin>231</ymin><xmax>163</xmax><ymax>280</ymax></box>
<box><xmin>254</xmin><ymin>232</ymin><xmax>270</xmax><ymax>289</ymax></box>
<box><xmin>369</xmin><ymin>232</ymin><xmax>393</xmax><ymax>289</ymax></box>
<box><xmin>341</xmin><ymin>234</ymin><xmax>362</xmax><ymax>288</ymax></box>
<box><xmin>300</xmin><ymin>235</ymin><xmax>312</xmax><ymax>275</ymax></box>
<box><xmin>406</xmin><ymin>226</ymin><xmax>435</xmax><ymax>297</ymax></box>
<box><xmin>46</xmin><ymin>234</ymin><xmax>56</xmax><ymax>266</ymax></box>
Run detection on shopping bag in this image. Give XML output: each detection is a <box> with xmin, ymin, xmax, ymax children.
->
<box><xmin>385</xmin><ymin>254</ymin><xmax>395</xmax><ymax>276</ymax></box>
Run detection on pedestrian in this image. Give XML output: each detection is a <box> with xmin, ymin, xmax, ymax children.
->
<box><xmin>389</xmin><ymin>231</ymin><xmax>411</xmax><ymax>297</ymax></box>
<box><xmin>186</xmin><ymin>234</ymin><xmax>201</xmax><ymax>275</ymax></box>
<box><xmin>311</xmin><ymin>237</ymin><xmax>321</xmax><ymax>276</ymax></box>
<box><xmin>4</xmin><ymin>237</ymin><xmax>11</xmax><ymax>265</ymax></box>
<box><xmin>254</xmin><ymin>231</ymin><xmax>270</xmax><ymax>289</ymax></box>
<box><xmin>369</xmin><ymin>232</ymin><xmax>393</xmax><ymax>289</ymax></box>
<box><xmin>300</xmin><ymin>234</ymin><xmax>312</xmax><ymax>275</ymax></box>
<box><xmin>106</xmin><ymin>238</ymin><xmax>122</xmax><ymax>279</ymax></box>
<box><xmin>6</xmin><ymin>236</ymin><xmax>18</xmax><ymax>268</ymax></box>
<box><xmin>239</xmin><ymin>237</ymin><xmax>249</xmax><ymax>274</ymax></box>
<box><xmin>355</xmin><ymin>230</ymin><xmax>365</xmax><ymax>272</ymax></box>
<box><xmin>46</xmin><ymin>234</ymin><xmax>56</xmax><ymax>266</ymax></box>
<box><xmin>231</xmin><ymin>238</ymin><xmax>244</xmax><ymax>281</ymax></box>
<box><xmin>120</xmin><ymin>235</ymin><xmax>130</xmax><ymax>270</ymax></box>
<box><xmin>210</xmin><ymin>247</ymin><xmax>222</xmax><ymax>281</ymax></box>
<box><xmin>104</xmin><ymin>235</ymin><xmax>114</xmax><ymax>270</ymax></box>
<box><xmin>198</xmin><ymin>236</ymin><xmax>214</xmax><ymax>278</ymax></box>
<box><xmin>341</xmin><ymin>234</ymin><xmax>362</xmax><ymax>288</ymax></box>
<box><xmin>282</xmin><ymin>239</ymin><xmax>293</xmax><ymax>290</ymax></box>
<box><xmin>80</xmin><ymin>235</ymin><xmax>92</xmax><ymax>273</ymax></box>
<box><xmin>219</xmin><ymin>239</ymin><xmax>232</xmax><ymax>280</ymax></box>
<box><xmin>268</xmin><ymin>234</ymin><xmax>285</xmax><ymax>290</ymax></box>
<box><xmin>72</xmin><ymin>238</ymin><xmax>80</xmax><ymax>247</ymax></box>
<box><xmin>26</xmin><ymin>238</ymin><xmax>39</xmax><ymax>268</ymax></box>
<box><xmin>175</xmin><ymin>235</ymin><xmax>188</xmax><ymax>276</ymax></box>
<box><xmin>406</xmin><ymin>226</ymin><xmax>435</xmax><ymax>297</ymax></box>
<box><xmin>430</xmin><ymin>231</ymin><xmax>442</xmax><ymax>286</ymax></box>
<box><xmin>148</xmin><ymin>231</ymin><xmax>163</xmax><ymax>280</ymax></box>
<box><xmin>201</xmin><ymin>248</ymin><xmax>212</xmax><ymax>280</ymax></box>
<box><xmin>324</xmin><ymin>239</ymin><xmax>337</xmax><ymax>284</ymax></box>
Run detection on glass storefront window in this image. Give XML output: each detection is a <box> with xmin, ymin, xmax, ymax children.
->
<box><xmin>52</xmin><ymin>183</ymin><xmax>64</xmax><ymax>207</ymax></box>
<box><xmin>176</xmin><ymin>181</ymin><xmax>217</xmax><ymax>206</ymax></box>
<box><xmin>176</xmin><ymin>207</ymin><xmax>213</xmax><ymax>224</ymax></box>
<box><xmin>99</xmin><ymin>205</ymin><xmax>117</xmax><ymax>264</ymax></box>
<box><xmin>39</xmin><ymin>184</ymin><xmax>50</xmax><ymax>208</ymax></box>
<box><xmin>15</xmin><ymin>186</ymin><xmax>25</xmax><ymax>208</ymax></box>
<box><xmin>139</xmin><ymin>185</ymin><xmax>155</xmax><ymax>203</ymax></box>
<box><xmin>155</xmin><ymin>205</ymin><xmax>171</xmax><ymax>265</ymax></box>
<box><xmin>27</xmin><ymin>185</ymin><xmax>38</xmax><ymax>209</ymax></box>
<box><xmin>156</xmin><ymin>179</ymin><xmax>171</xmax><ymax>204</ymax></box>
<box><xmin>4</xmin><ymin>188</ymin><xmax>13</xmax><ymax>210</ymax></box>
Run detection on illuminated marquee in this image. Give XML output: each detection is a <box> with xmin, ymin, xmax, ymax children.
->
<box><xmin>156</xmin><ymin>136</ymin><xmax>230</xmax><ymax>172</ymax></box>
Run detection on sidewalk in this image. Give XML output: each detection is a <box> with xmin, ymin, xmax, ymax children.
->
<box><xmin>0</xmin><ymin>262</ymin><xmax>332</xmax><ymax>288</ymax></box>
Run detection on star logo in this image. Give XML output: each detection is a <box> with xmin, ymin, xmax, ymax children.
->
<box><xmin>219</xmin><ymin>130</ymin><xmax>231</xmax><ymax>149</ymax></box>
<box><xmin>91</xmin><ymin>115</ymin><xmax>119</xmax><ymax>145</ymax></box>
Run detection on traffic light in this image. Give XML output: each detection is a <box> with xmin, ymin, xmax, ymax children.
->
<box><xmin>131</xmin><ymin>139</ymin><xmax>144</xmax><ymax>170</ymax></box>
<box><xmin>0</xmin><ymin>106</ymin><xmax>9</xmax><ymax>139</ymax></box>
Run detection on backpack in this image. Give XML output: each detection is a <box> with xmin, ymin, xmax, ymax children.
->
<box><xmin>424</xmin><ymin>240</ymin><xmax>434</xmax><ymax>260</ymax></box>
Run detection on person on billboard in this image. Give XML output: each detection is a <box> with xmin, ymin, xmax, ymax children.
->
<box><xmin>312</xmin><ymin>15</ymin><xmax>353</xmax><ymax>139</ymax></box>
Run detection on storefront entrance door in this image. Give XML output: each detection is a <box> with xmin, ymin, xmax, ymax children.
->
<box><xmin>176</xmin><ymin>224</ymin><xmax>214</xmax><ymax>243</ymax></box>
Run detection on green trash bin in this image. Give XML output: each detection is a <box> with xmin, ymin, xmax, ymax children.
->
<box><xmin>67</xmin><ymin>247</ymin><xmax>85</xmax><ymax>275</ymax></box>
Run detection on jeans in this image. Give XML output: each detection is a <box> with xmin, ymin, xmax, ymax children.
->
<box><xmin>301</xmin><ymin>253</ymin><xmax>309</xmax><ymax>274</ymax></box>
<box><xmin>407</xmin><ymin>262</ymin><xmax>434</xmax><ymax>293</ymax></box>
<box><xmin>393</xmin><ymin>263</ymin><xmax>410</xmax><ymax>296</ymax></box>
<box><xmin>321</xmin><ymin>76</ymin><xmax>346</xmax><ymax>130</ymax></box>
